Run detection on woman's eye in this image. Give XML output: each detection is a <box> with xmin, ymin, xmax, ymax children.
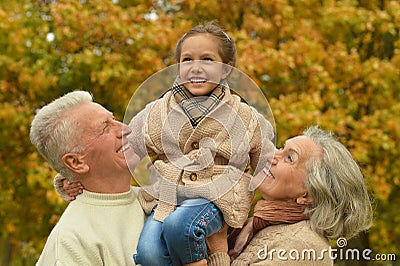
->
<box><xmin>287</xmin><ymin>155</ymin><xmax>293</xmax><ymax>162</ymax></box>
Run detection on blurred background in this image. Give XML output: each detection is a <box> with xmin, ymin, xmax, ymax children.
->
<box><xmin>0</xmin><ymin>0</ymin><xmax>399</xmax><ymax>265</ymax></box>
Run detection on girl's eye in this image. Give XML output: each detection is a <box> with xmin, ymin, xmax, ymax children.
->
<box><xmin>202</xmin><ymin>57</ymin><xmax>213</xmax><ymax>61</ymax></box>
<box><xmin>182</xmin><ymin>57</ymin><xmax>192</xmax><ymax>62</ymax></box>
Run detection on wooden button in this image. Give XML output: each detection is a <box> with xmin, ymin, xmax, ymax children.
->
<box><xmin>191</xmin><ymin>142</ymin><xmax>199</xmax><ymax>149</ymax></box>
<box><xmin>189</xmin><ymin>173</ymin><xmax>197</xmax><ymax>181</ymax></box>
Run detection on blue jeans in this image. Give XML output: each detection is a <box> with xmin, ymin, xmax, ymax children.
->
<box><xmin>133</xmin><ymin>198</ymin><xmax>223</xmax><ymax>266</ymax></box>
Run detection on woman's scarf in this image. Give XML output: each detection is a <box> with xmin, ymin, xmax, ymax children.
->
<box><xmin>252</xmin><ymin>199</ymin><xmax>309</xmax><ymax>231</ymax></box>
<box><xmin>172</xmin><ymin>79</ymin><xmax>226</xmax><ymax>127</ymax></box>
<box><xmin>228</xmin><ymin>200</ymin><xmax>309</xmax><ymax>259</ymax></box>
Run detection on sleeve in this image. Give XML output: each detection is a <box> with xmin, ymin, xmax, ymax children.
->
<box><xmin>208</xmin><ymin>252</ymin><xmax>230</xmax><ymax>266</ymax></box>
<box><xmin>249</xmin><ymin>107</ymin><xmax>276</xmax><ymax>175</ymax></box>
<box><xmin>53</xmin><ymin>173</ymin><xmax>71</xmax><ymax>201</ymax></box>
<box><xmin>127</xmin><ymin>101</ymin><xmax>156</xmax><ymax>160</ymax></box>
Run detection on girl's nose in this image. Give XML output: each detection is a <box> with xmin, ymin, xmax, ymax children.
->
<box><xmin>190</xmin><ymin>60</ymin><xmax>203</xmax><ymax>72</ymax></box>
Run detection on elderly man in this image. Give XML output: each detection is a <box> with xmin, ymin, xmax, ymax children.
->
<box><xmin>30</xmin><ymin>90</ymin><xmax>145</xmax><ymax>265</ymax></box>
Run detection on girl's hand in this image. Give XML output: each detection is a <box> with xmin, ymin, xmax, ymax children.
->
<box><xmin>206</xmin><ymin>223</ymin><xmax>229</xmax><ymax>255</ymax></box>
<box><xmin>63</xmin><ymin>179</ymin><xmax>83</xmax><ymax>201</ymax></box>
<box><xmin>228</xmin><ymin>217</ymin><xmax>254</xmax><ymax>259</ymax></box>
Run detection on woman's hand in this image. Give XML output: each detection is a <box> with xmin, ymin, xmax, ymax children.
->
<box><xmin>63</xmin><ymin>179</ymin><xmax>83</xmax><ymax>201</ymax></box>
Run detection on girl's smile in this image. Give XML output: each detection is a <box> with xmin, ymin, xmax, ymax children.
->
<box><xmin>179</xmin><ymin>33</ymin><xmax>231</xmax><ymax>96</ymax></box>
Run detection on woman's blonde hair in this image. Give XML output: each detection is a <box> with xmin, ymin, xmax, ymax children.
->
<box><xmin>304</xmin><ymin>126</ymin><xmax>373</xmax><ymax>240</ymax></box>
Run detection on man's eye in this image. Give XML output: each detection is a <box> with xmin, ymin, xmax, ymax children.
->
<box><xmin>287</xmin><ymin>155</ymin><xmax>293</xmax><ymax>162</ymax></box>
<box><xmin>100</xmin><ymin>126</ymin><xmax>107</xmax><ymax>135</ymax></box>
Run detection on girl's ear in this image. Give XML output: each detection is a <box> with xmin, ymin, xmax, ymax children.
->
<box><xmin>296</xmin><ymin>192</ymin><xmax>313</xmax><ymax>205</ymax></box>
<box><xmin>62</xmin><ymin>153</ymin><xmax>89</xmax><ymax>174</ymax></box>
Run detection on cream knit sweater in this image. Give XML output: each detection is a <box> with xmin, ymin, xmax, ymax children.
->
<box><xmin>36</xmin><ymin>187</ymin><xmax>145</xmax><ymax>266</ymax></box>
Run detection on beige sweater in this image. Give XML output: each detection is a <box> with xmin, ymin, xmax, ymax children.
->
<box><xmin>208</xmin><ymin>220</ymin><xmax>333</xmax><ymax>265</ymax></box>
<box><xmin>36</xmin><ymin>187</ymin><xmax>145</xmax><ymax>266</ymax></box>
<box><xmin>129</xmin><ymin>89</ymin><xmax>275</xmax><ymax>228</ymax></box>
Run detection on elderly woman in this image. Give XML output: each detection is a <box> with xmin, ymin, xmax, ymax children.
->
<box><xmin>207</xmin><ymin>126</ymin><xmax>373</xmax><ymax>265</ymax></box>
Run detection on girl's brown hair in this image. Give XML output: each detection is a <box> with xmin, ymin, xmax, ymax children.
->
<box><xmin>174</xmin><ymin>20</ymin><xmax>236</xmax><ymax>66</ymax></box>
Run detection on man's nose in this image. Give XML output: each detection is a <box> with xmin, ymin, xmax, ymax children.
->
<box><xmin>115</xmin><ymin>122</ymin><xmax>131</xmax><ymax>138</ymax></box>
<box><xmin>121</xmin><ymin>123</ymin><xmax>131</xmax><ymax>136</ymax></box>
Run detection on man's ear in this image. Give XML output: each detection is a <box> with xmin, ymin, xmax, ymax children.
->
<box><xmin>62</xmin><ymin>153</ymin><xmax>89</xmax><ymax>174</ymax></box>
<box><xmin>296</xmin><ymin>192</ymin><xmax>313</xmax><ymax>205</ymax></box>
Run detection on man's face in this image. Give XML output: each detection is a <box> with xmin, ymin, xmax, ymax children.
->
<box><xmin>70</xmin><ymin>102</ymin><xmax>139</xmax><ymax>178</ymax></box>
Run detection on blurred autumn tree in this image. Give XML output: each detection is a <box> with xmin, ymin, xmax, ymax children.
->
<box><xmin>0</xmin><ymin>0</ymin><xmax>399</xmax><ymax>265</ymax></box>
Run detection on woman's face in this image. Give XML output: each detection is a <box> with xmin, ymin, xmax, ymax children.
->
<box><xmin>256</xmin><ymin>136</ymin><xmax>322</xmax><ymax>201</ymax></box>
<box><xmin>178</xmin><ymin>33</ymin><xmax>231</xmax><ymax>96</ymax></box>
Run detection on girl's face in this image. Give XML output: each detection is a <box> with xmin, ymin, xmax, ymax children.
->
<box><xmin>178</xmin><ymin>33</ymin><xmax>231</xmax><ymax>96</ymax></box>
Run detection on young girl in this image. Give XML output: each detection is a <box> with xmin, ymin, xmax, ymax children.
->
<box><xmin>59</xmin><ymin>21</ymin><xmax>275</xmax><ymax>265</ymax></box>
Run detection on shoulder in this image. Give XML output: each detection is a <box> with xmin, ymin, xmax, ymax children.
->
<box><xmin>130</xmin><ymin>186</ymin><xmax>141</xmax><ymax>194</ymax></box>
<box><xmin>234</xmin><ymin>221</ymin><xmax>333</xmax><ymax>265</ymax></box>
<box><xmin>38</xmin><ymin>217</ymin><xmax>90</xmax><ymax>256</ymax></box>
<box><xmin>36</xmin><ymin>223</ymin><xmax>98</xmax><ymax>265</ymax></box>
<box><xmin>256</xmin><ymin>221</ymin><xmax>329</xmax><ymax>248</ymax></box>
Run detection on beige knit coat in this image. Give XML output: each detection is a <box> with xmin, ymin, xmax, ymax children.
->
<box><xmin>128</xmin><ymin>89</ymin><xmax>275</xmax><ymax>228</ymax></box>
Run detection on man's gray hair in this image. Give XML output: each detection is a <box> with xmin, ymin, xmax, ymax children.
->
<box><xmin>30</xmin><ymin>91</ymin><xmax>93</xmax><ymax>180</ymax></box>
<box><xmin>303</xmin><ymin>126</ymin><xmax>373</xmax><ymax>240</ymax></box>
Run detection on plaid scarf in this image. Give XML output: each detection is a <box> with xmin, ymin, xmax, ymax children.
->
<box><xmin>172</xmin><ymin>79</ymin><xmax>226</xmax><ymax>127</ymax></box>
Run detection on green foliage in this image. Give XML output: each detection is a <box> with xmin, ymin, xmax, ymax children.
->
<box><xmin>0</xmin><ymin>0</ymin><xmax>399</xmax><ymax>264</ymax></box>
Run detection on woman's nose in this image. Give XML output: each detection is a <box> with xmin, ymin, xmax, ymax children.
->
<box><xmin>271</xmin><ymin>151</ymin><xmax>281</xmax><ymax>165</ymax></box>
<box><xmin>265</xmin><ymin>149</ymin><xmax>278</xmax><ymax>165</ymax></box>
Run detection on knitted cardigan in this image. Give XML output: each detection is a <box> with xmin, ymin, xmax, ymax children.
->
<box><xmin>128</xmin><ymin>89</ymin><xmax>274</xmax><ymax>228</ymax></box>
<box><xmin>208</xmin><ymin>220</ymin><xmax>333</xmax><ymax>266</ymax></box>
